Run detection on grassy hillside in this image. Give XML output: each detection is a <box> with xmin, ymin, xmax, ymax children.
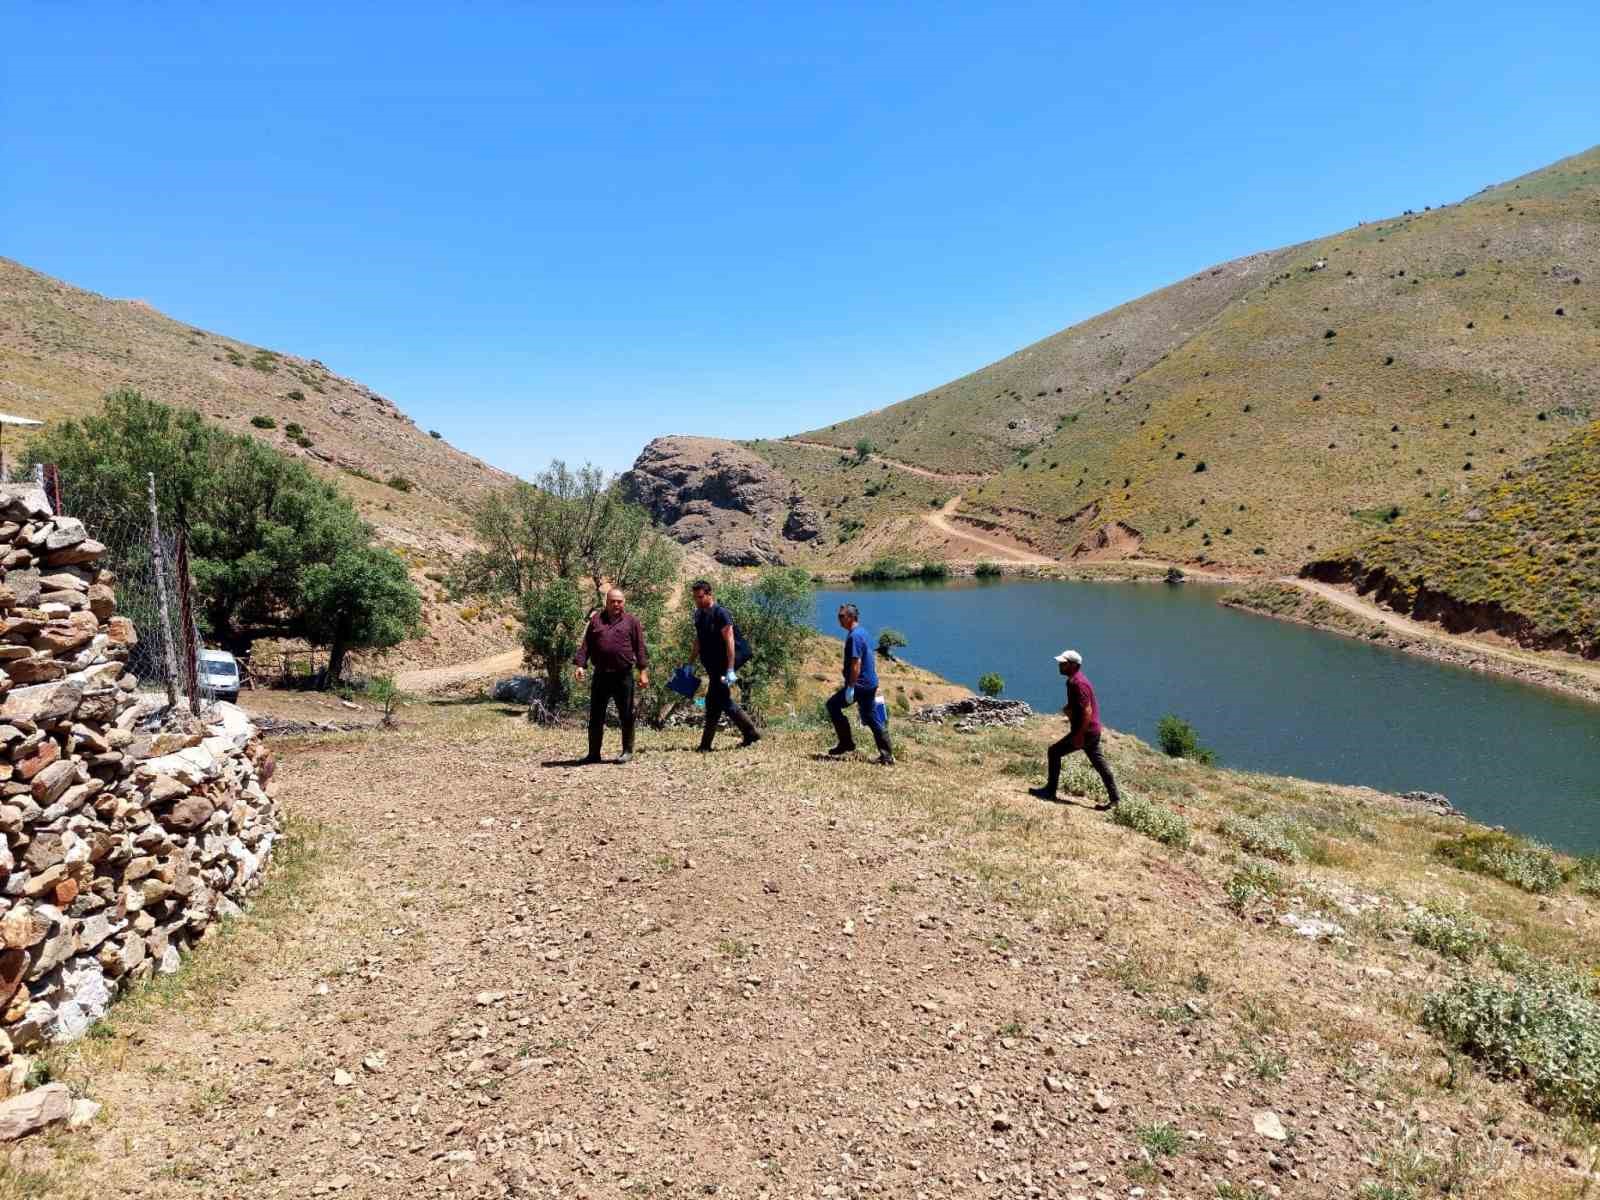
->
<box><xmin>1308</xmin><ymin>418</ymin><xmax>1600</xmax><ymax>657</ymax></box>
<box><xmin>787</xmin><ymin>246</ymin><xmax>1302</xmax><ymax>476</ymax></box>
<box><xmin>0</xmin><ymin>256</ymin><xmax>520</xmax><ymax>667</ymax></box>
<box><xmin>765</xmin><ymin>146</ymin><xmax>1600</xmax><ymax>572</ymax></box>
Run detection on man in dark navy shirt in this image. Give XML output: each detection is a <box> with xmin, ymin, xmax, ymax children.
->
<box><xmin>825</xmin><ymin>603</ymin><xmax>894</xmax><ymax>765</ymax></box>
<box><xmin>1030</xmin><ymin>649</ymin><xmax>1121</xmax><ymax>808</ymax></box>
<box><xmin>690</xmin><ymin>580</ymin><xmax>760</xmax><ymax>752</ymax></box>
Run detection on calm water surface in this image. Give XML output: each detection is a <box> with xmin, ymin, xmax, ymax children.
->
<box><xmin>812</xmin><ymin>579</ymin><xmax>1600</xmax><ymax>853</ymax></box>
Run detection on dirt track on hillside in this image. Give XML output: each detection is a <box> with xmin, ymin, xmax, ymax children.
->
<box><xmin>398</xmin><ymin>648</ymin><xmax>525</xmax><ymax>694</ymax></box>
<box><xmin>783</xmin><ymin>439</ymin><xmax>990</xmax><ymax>483</ymax></box>
<box><xmin>1292</xmin><ymin>578</ymin><xmax>1600</xmax><ymax>690</ymax></box>
<box><xmin>921</xmin><ymin>497</ymin><xmax>1056</xmax><ymax>565</ymax></box>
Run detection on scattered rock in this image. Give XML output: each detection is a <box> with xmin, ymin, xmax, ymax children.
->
<box><xmin>914</xmin><ymin>696</ymin><xmax>1034</xmax><ymax>730</ymax></box>
<box><xmin>0</xmin><ymin>1082</ymin><xmax>71</xmax><ymax>1140</ymax></box>
<box><xmin>1253</xmin><ymin>1110</ymin><xmax>1288</xmax><ymax>1140</ymax></box>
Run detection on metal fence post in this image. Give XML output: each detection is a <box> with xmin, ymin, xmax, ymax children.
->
<box><xmin>175</xmin><ymin>511</ymin><xmax>202</xmax><ymax>715</ymax></box>
<box><xmin>146</xmin><ymin>473</ymin><xmax>180</xmax><ymax>709</ymax></box>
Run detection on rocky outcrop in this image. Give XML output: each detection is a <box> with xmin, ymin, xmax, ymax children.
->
<box><xmin>0</xmin><ymin>485</ymin><xmax>278</xmax><ymax>1096</ymax></box>
<box><xmin>621</xmin><ymin>437</ymin><xmax>823</xmax><ymax>566</ymax></box>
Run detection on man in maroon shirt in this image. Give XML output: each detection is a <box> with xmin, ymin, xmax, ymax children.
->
<box><xmin>574</xmin><ymin>588</ymin><xmax>650</xmax><ymax>763</ymax></box>
<box><xmin>1030</xmin><ymin>649</ymin><xmax>1122</xmax><ymax>808</ymax></box>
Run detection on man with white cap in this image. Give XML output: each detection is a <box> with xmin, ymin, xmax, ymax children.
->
<box><xmin>1030</xmin><ymin>649</ymin><xmax>1122</xmax><ymax>808</ymax></box>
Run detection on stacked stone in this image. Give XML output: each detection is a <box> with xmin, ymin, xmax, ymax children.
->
<box><xmin>0</xmin><ymin>485</ymin><xmax>279</xmax><ymax>1093</ymax></box>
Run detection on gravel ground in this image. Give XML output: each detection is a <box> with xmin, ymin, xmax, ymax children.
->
<box><xmin>9</xmin><ymin>698</ymin><xmax>1592</xmax><ymax>1199</ymax></box>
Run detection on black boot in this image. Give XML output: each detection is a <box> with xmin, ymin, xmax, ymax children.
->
<box><xmin>730</xmin><ymin>708</ymin><xmax>761</xmax><ymax>747</ymax></box>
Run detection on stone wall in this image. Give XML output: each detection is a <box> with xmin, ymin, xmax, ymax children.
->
<box><xmin>0</xmin><ymin>485</ymin><xmax>279</xmax><ymax>1093</ymax></box>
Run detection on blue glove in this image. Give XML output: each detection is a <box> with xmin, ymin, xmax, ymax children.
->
<box><xmin>843</xmin><ymin>686</ymin><xmax>855</xmax><ymax>704</ymax></box>
<box><xmin>722</xmin><ymin>669</ymin><xmax>737</xmax><ymax>687</ymax></box>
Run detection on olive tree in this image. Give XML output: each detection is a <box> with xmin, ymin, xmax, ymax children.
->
<box><xmin>653</xmin><ymin>566</ymin><xmax>814</xmax><ymax>723</ymax></box>
<box><xmin>454</xmin><ymin>461</ymin><xmax>679</xmax><ymax>720</ymax></box>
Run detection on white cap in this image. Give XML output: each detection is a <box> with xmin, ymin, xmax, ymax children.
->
<box><xmin>1054</xmin><ymin>650</ymin><xmax>1082</xmax><ymax>665</ymax></box>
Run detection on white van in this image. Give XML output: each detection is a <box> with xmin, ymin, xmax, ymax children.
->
<box><xmin>199</xmin><ymin>649</ymin><xmax>241</xmax><ymax>702</ymax></box>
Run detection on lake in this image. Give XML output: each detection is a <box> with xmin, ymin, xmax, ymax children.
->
<box><xmin>812</xmin><ymin>579</ymin><xmax>1600</xmax><ymax>853</ymax></box>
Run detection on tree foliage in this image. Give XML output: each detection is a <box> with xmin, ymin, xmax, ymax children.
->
<box><xmin>658</xmin><ymin>567</ymin><xmax>814</xmax><ymax>720</ymax></box>
<box><xmin>978</xmin><ymin>671</ymin><xmax>1005</xmax><ymax>697</ymax></box>
<box><xmin>27</xmin><ymin>389</ymin><xmax>420</xmax><ymax>683</ymax></box>
<box><xmin>876</xmin><ymin>627</ymin><xmax>908</xmax><ymax>660</ymax></box>
<box><xmin>300</xmin><ymin>546</ymin><xmax>422</xmax><ymax>685</ymax></box>
<box><xmin>454</xmin><ymin>461</ymin><xmax>680</xmax><ymax>718</ymax></box>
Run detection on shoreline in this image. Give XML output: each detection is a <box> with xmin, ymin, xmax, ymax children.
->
<box><xmin>1221</xmin><ymin>581</ymin><xmax>1600</xmax><ymax>708</ymax></box>
<box><xmin>807</xmin><ymin>559</ymin><xmax>1251</xmax><ymax>586</ymax></box>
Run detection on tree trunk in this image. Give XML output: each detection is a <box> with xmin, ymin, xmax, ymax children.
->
<box><xmin>323</xmin><ymin>634</ymin><xmax>348</xmax><ymax>691</ymax></box>
<box><xmin>527</xmin><ymin>661</ymin><xmax>563</xmax><ymax>724</ymax></box>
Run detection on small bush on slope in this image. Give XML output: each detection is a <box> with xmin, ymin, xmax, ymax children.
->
<box><xmin>1433</xmin><ymin>830</ymin><xmax>1564</xmax><ymax>894</ymax></box>
<box><xmin>1112</xmin><ymin>795</ymin><xmax>1190</xmax><ymax>849</ymax></box>
<box><xmin>1423</xmin><ymin>973</ymin><xmax>1600</xmax><ymax>1121</ymax></box>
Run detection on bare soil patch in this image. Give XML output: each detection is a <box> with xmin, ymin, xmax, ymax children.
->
<box><xmin>9</xmin><ymin>701</ymin><xmax>1596</xmax><ymax>1198</ymax></box>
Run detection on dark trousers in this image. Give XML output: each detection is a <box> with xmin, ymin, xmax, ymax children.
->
<box><xmin>588</xmin><ymin>669</ymin><xmax>636</xmax><ymax>758</ymax></box>
<box><xmin>1047</xmin><ymin>731</ymin><xmax>1121</xmax><ymax>805</ymax></box>
<box><xmin>701</xmin><ymin>676</ymin><xmax>758</xmax><ymax>748</ymax></box>
<box><xmin>826</xmin><ymin>685</ymin><xmax>892</xmax><ymax>756</ymax></box>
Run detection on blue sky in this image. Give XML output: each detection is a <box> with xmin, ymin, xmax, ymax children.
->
<box><xmin>5</xmin><ymin>2</ymin><xmax>1597</xmax><ymax>475</ymax></box>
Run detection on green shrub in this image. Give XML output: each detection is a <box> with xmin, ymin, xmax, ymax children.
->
<box><xmin>365</xmin><ymin>673</ymin><xmax>408</xmax><ymax>727</ymax></box>
<box><xmin>1225</xmin><ymin>860</ymin><xmax>1284</xmax><ymax>913</ymax></box>
<box><xmin>386</xmin><ymin>474</ymin><xmax>415</xmax><ymax>493</ymax></box>
<box><xmin>974</xmin><ymin>561</ymin><xmax>1002</xmax><ymax>578</ymax></box>
<box><xmin>1572</xmin><ymin>856</ymin><xmax>1600</xmax><ymax>897</ymax></box>
<box><xmin>249</xmin><ymin>349</ymin><xmax>279</xmax><ymax>373</ymax></box>
<box><xmin>286</xmin><ymin>389</ymin><xmax>306</xmax><ymax>402</ymax></box>
<box><xmin>1422</xmin><ymin>974</ymin><xmax>1600</xmax><ymax>1120</ymax></box>
<box><xmin>429</xmin><ymin>429</ymin><xmax>442</xmax><ymax>439</ymax></box>
<box><xmin>876</xmin><ymin>628</ymin><xmax>907</xmax><ymax>659</ymax></box>
<box><xmin>1406</xmin><ymin>899</ymin><xmax>1490</xmax><ymax>961</ymax></box>
<box><xmin>1137</xmin><ymin>1122</ymin><xmax>1182</xmax><ymax>1158</ymax></box>
<box><xmin>1059</xmin><ymin>761</ymin><xmax>1108</xmax><ymax>804</ymax></box>
<box><xmin>1156</xmin><ymin>714</ymin><xmax>1216</xmax><ymax>764</ymax></box>
<box><xmin>848</xmin><ymin>556</ymin><xmax>948</xmax><ymax>582</ymax></box>
<box><xmin>854</xmin><ymin>438</ymin><xmax>874</xmax><ymax>462</ymax></box>
<box><xmin>978</xmin><ymin>672</ymin><xmax>1004</xmax><ymax>697</ymax></box>
<box><xmin>1433</xmin><ymin>831</ymin><xmax>1564</xmax><ymax>894</ymax></box>
<box><xmin>250</xmin><ymin>415</ymin><xmax>277</xmax><ymax>429</ymax></box>
<box><xmin>284</xmin><ymin>422</ymin><xmax>304</xmax><ymax>437</ymax></box>
<box><xmin>1112</xmin><ymin>795</ymin><xmax>1190</xmax><ymax>849</ymax></box>
<box><xmin>1219</xmin><ymin>814</ymin><xmax>1303</xmax><ymax>864</ymax></box>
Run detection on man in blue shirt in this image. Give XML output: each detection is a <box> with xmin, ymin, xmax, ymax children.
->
<box><xmin>826</xmin><ymin>603</ymin><xmax>894</xmax><ymax>765</ymax></box>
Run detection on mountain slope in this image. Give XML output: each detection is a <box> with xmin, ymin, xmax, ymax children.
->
<box><xmin>740</xmin><ymin>145</ymin><xmax>1599</xmax><ymax>571</ymax></box>
<box><xmin>789</xmin><ymin>245</ymin><xmax>1303</xmax><ymax>475</ymax></box>
<box><xmin>0</xmin><ymin>256</ymin><xmax>520</xmax><ymax>666</ymax></box>
<box><xmin>1306</xmin><ymin>418</ymin><xmax>1600</xmax><ymax>658</ymax></box>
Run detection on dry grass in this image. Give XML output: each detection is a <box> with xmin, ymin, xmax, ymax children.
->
<box><xmin>7</xmin><ymin>680</ymin><xmax>1598</xmax><ymax>1197</ymax></box>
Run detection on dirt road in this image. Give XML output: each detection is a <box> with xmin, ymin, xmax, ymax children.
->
<box><xmin>1291</xmin><ymin>578</ymin><xmax>1600</xmax><ymax>689</ymax></box>
<box><xmin>783</xmin><ymin>439</ymin><xmax>990</xmax><ymax>483</ymax></box>
<box><xmin>397</xmin><ymin>647</ymin><xmax>524</xmax><ymax>694</ymax></box>
<box><xmin>921</xmin><ymin>496</ymin><xmax>1057</xmax><ymax>565</ymax></box>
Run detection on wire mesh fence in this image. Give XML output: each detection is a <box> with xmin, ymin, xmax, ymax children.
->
<box><xmin>9</xmin><ymin>461</ymin><xmax>226</xmax><ymax>709</ymax></box>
